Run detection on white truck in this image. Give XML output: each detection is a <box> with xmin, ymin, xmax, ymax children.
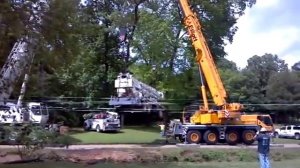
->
<box><xmin>274</xmin><ymin>125</ymin><xmax>300</xmax><ymax>140</ymax></box>
<box><xmin>0</xmin><ymin>102</ymin><xmax>50</xmax><ymax>143</ymax></box>
<box><xmin>0</xmin><ymin>102</ymin><xmax>49</xmax><ymax>125</ymax></box>
<box><xmin>83</xmin><ymin>111</ymin><xmax>121</xmax><ymax>132</ymax></box>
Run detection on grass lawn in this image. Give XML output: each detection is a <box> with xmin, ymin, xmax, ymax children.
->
<box><xmin>68</xmin><ymin>125</ymin><xmax>300</xmax><ymax>145</ymax></box>
<box><xmin>272</xmin><ymin>137</ymin><xmax>300</xmax><ymax>144</ymax></box>
<box><xmin>68</xmin><ymin>126</ymin><xmax>165</xmax><ymax>144</ymax></box>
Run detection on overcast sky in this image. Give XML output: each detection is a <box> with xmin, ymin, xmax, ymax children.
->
<box><xmin>224</xmin><ymin>0</ymin><xmax>300</xmax><ymax>69</ymax></box>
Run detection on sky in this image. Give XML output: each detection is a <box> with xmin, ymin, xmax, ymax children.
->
<box><xmin>224</xmin><ymin>0</ymin><xmax>300</xmax><ymax>69</ymax></box>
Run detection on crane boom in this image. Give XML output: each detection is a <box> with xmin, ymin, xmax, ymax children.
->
<box><xmin>179</xmin><ymin>0</ymin><xmax>227</xmax><ymax>107</ymax></box>
<box><xmin>178</xmin><ymin>0</ymin><xmax>243</xmax><ymax>124</ymax></box>
<box><xmin>109</xmin><ymin>72</ymin><xmax>164</xmax><ymax>106</ymax></box>
<box><xmin>0</xmin><ymin>38</ymin><xmax>33</xmax><ymax>105</ymax></box>
<box><xmin>162</xmin><ymin>0</ymin><xmax>274</xmax><ymax>146</ymax></box>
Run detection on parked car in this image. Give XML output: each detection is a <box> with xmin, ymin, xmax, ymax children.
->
<box><xmin>274</xmin><ymin>125</ymin><xmax>300</xmax><ymax>140</ymax></box>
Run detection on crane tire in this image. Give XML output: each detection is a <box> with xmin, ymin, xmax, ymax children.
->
<box><xmin>186</xmin><ymin>130</ymin><xmax>201</xmax><ymax>144</ymax></box>
<box><xmin>203</xmin><ymin>130</ymin><xmax>218</xmax><ymax>145</ymax></box>
<box><xmin>226</xmin><ymin>130</ymin><xmax>239</xmax><ymax>145</ymax></box>
<box><xmin>242</xmin><ymin>130</ymin><xmax>255</xmax><ymax>145</ymax></box>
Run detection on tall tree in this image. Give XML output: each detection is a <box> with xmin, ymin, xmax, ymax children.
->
<box><xmin>241</xmin><ymin>53</ymin><xmax>288</xmax><ymax>102</ymax></box>
<box><xmin>128</xmin><ymin>0</ymin><xmax>257</xmax><ymax>102</ymax></box>
<box><xmin>292</xmin><ymin>61</ymin><xmax>300</xmax><ymax>72</ymax></box>
<box><xmin>265</xmin><ymin>71</ymin><xmax>300</xmax><ymax>123</ymax></box>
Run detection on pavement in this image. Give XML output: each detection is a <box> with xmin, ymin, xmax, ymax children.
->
<box><xmin>0</xmin><ymin>143</ymin><xmax>299</xmax><ymax>150</ymax></box>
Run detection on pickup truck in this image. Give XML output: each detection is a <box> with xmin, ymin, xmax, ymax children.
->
<box><xmin>274</xmin><ymin>125</ymin><xmax>300</xmax><ymax>140</ymax></box>
<box><xmin>83</xmin><ymin>111</ymin><xmax>121</xmax><ymax>132</ymax></box>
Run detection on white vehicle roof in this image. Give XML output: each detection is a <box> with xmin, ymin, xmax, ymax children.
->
<box><xmin>27</xmin><ymin>102</ymin><xmax>41</xmax><ymax>106</ymax></box>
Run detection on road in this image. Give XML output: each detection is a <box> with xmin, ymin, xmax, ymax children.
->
<box><xmin>0</xmin><ymin>143</ymin><xmax>299</xmax><ymax>150</ymax></box>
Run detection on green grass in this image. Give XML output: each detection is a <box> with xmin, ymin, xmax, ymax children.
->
<box><xmin>68</xmin><ymin>125</ymin><xmax>300</xmax><ymax>144</ymax></box>
<box><xmin>272</xmin><ymin>137</ymin><xmax>300</xmax><ymax>144</ymax></box>
<box><xmin>69</xmin><ymin>126</ymin><xmax>165</xmax><ymax>144</ymax></box>
<box><xmin>2</xmin><ymin>160</ymin><xmax>300</xmax><ymax>168</ymax></box>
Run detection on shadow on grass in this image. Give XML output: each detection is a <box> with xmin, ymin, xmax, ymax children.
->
<box><xmin>68</xmin><ymin>128</ymin><xmax>86</xmax><ymax>134</ymax></box>
<box><xmin>124</xmin><ymin>125</ymin><xmax>161</xmax><ymax>133</ymax></box>
<box><xmin>141</xmin><ymin>139</ymin><xmax>178</xmax><ymax>146</ymax></box>
<box><xmin>68</xmin><ymin>128</ymin><xmax>125</xmax><ymax>135</ymax></box>
<box><xmin>48</xmin><ymin>134</ymin><xmax>83</xmax><ymax>146</ymax></box>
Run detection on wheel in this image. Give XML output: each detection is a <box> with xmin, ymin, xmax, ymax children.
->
<box><xmin>242</xmin><ymin>130</ymin><xmax>255</xmax><ymax>145</ymax></box>
<box><xmin>96</xmin><ymin>125</ymin><xmax>101</xmax><ymax>133</ymax></box>
<box><xmin>295</xmin><ymin>133</ymin><xmax>300</xmax><ymax>140</ymax></box>
<box><xmin>273</xmin><ymin>132</ymin><xmax>279</xmax><ymax>138</ymax></box>
<box><xmin>203</xmin><ymin>130</ymin><xmax>218</xmax><ymax>145</ymax></box>
<box><xmin>7</xmin><ymin>131</ymin><xmax>19</xmax><ymax>145</ymax></box>
<box><xmin>225</xmin><ymin>130</ymin><xmax>239</xmax><ymax>145</ymax></box>
<box><xmin>186</xmin><ymin>130</ymin><xmax>201</xmax><ymax>144</ymax></box>
<box><xmin>83</xmin><ymin>122</ymin><xmax>90</xmax><ymax>131</ymax></box>
<box><xmin>178</xmin><ymin>135</ymin><xmax>185</xmax><ymax>143</ymax></box>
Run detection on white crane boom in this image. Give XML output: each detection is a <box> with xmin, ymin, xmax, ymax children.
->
<box><xmin>0</xmin><ymin>38</ymin><xmax>32</xmax><ymax>105</ymax></box>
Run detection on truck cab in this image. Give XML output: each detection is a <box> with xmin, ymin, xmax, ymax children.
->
<box><xmin>27</xmin><ymin>102</ymin><xmax>49</xmax><ymax>125</ymax></box>
<box><xmin>274</xmin><ymin>125</ymin><xmax>300</xmax><ymax>140</ymax></box>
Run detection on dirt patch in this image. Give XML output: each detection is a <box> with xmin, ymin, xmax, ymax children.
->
<box><xmin>1</xmin><ymin>147</ymin><xmax>299</xmax><ymax>165</ymax></box>
<box><xmin>49</xmin><ymin>149</ymin><xmax>164</xmax><ymax>164</ymax></box>
<box><xmin>62</xmin><ymin>149</ymin><xmax>137</xmax><ymax>163</ymax></box>
<box><xmin>0</xmin><ymin>153</ymin><xmax>22</xmax><ymax>163</ymax></box>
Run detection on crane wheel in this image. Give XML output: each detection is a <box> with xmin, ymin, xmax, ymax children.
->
<box><xmin>242</xmin><ymin>130</ymin><xmax>255</xmax><ymax>145</ymax></box>
<box><xmin>225</xmin><ymin>130</ymin><xmax>239</xmax><ymax>145</ymax></box>
<box><xmin>203</xmin><ymin>130</ymin><xmax>218</xmax><ymax>145</ymax></box>
<box><xmin>83</xmin><ymin>122</ymin><xmax>90</xmax><ymax>131</ymax></box>
<box><xmin>187</xmin><ymin>130</ymin><xmax>201</xmax><ymax>144</ymax></box>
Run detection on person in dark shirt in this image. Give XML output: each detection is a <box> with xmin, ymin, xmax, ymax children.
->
<box><xmin>253</xmin><ymin>127</ymin><xmax>272</xmax><ymax>168</ymax></box>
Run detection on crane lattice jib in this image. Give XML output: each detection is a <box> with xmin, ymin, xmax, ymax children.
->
<box><xmin>131</xmin><ymin>77</ymin><xmax>163</xmax><ymax>101</ymax></box>
<box><xmin>0</xmin><ymin>1</ymin><xmax>48</xmax><ymax>106</ymax></box>
<box><xmin>109</xmin><ymin>73</ymin><xmax>164</xmax><ymax>106</ymax></box>
<box><xmin>0</xmin><ymin>38</ymin><xmax>32</xmax><ymax>105</ymax></box>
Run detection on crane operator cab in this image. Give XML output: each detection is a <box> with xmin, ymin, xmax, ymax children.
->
<box><xmin>27</xmin><ymin>102</ymin><xmax>49</xmax><ymax>125</ymax></box>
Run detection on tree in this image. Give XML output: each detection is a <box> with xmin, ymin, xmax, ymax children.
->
<box><xmin>292</xmin><ymin>61</ymin><xmax>300</xmax><ymax>72</ymax></box>
<box><xmin>265</xmin><ymin>71</ymin><xmax>300</xmax><ymax>123</ymax></box>
<box><xmin>129</xmin><ymin>0</ymin><xmax>257</xmax><ymax>103</ymax></box>
<box><xmin>241</xmin><ymin>54</ymin><xmax>288</xmax><ymax>103</ymax></box>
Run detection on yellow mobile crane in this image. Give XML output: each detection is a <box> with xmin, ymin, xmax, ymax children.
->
<box><xmin>167</xmin><ymin>0</ymin><xmax>274</xmax><ymax>145</ymax></box>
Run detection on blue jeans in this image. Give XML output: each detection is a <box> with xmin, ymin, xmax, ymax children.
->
<box><xmin>259</xmin><ymin>153</ymin><xmax>271</xmax><ymax>168</ymax></box>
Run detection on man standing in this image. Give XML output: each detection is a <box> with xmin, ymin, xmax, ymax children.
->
<box><xmin>254</xmin><ymin>127</ymin><xmax>272</xmax><ymax>168</ymax></box>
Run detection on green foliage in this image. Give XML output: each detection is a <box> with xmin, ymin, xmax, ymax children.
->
<box><xmin>242</xmin><ymin>54</ymin><xmax>288</xmax><ymax>101</ymax></box>
<box><xmin>219</xmin><ymin>67</ymin><xmax>247</xmax><ymax>102</ymax></box>
<box><xmin>2</xmin><ymin>125</ymin><xmax>56</xmax><ymax>159</ymax></box>
<box><xmin>292</xmin><ymin>61</ymin><xmax>300</xmax><ymax>72</ymax></box>
<box><xmin>201</xmin><ymin>150</ymin><xmax>226</xmax><ymax>162</ymax></box>
<box><xmin>6</xmin><ymin>0</ymin><xmax>299</xmax><ymax>125</ymax></box>
<box><xmin>266</xmin><ymin>71</ymin><xmax>300</xmax><ymax>103</ymax></box>
<box><xmin>264</xmin><ymin>71</ymin><xmax>300</xmax><ymax>123</ymax></box>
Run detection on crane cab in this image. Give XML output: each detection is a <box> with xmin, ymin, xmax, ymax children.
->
<box><xmin>27</xmin><ymin>102</ymin><xmax>49</xmax><ymax>125</ymax></box>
